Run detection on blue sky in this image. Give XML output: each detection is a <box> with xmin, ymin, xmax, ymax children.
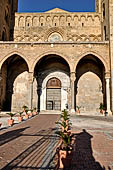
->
<box><xmin>18</xmin><ymin>0</ymin><xmax>95</xmax><ymax>13</ymax></box>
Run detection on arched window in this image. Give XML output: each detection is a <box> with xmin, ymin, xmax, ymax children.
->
<box><xmin>46</xmin><ymin>77</ymin><xmax>61</xmax><ymax>88</ymax></box>
<box><xmin>103</xmin><ymin>3</ymin><xmax>105</xmax><ymax>19</ymax></box>
<box><xmin>2</xmin><ymin>30</ymin><xmax>7</xmax><ymax>41</ymax></box>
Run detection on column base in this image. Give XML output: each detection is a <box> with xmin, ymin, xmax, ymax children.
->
<box><xmin>107</xmin><ymin>110</ymin><xmax>112</xmax><ymax>116</ymax></box>
<box><xmin>71</xmin><ymin>109</ymin><xmax>76</xmax><ymax>114</ymax></box>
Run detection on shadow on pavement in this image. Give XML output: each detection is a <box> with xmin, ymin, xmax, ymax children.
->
<box><xmin>0</xmin><ymin>127</ymin><xmax>30</xmax><ymax>146</ymax></box>
<box><xmin>1</xmin><ymin>128</ymin><xmax>59</xmax><ymax>170</ymax></box>
<box><xmin>69</xmin><ymin>129</ymin><xmax>111</xmax><ymax>170</ymax></box>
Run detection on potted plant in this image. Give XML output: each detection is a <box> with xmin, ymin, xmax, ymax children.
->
<box><xmin>22</xmin><ymin>105</ymin><xmax>29</xmax><ymax>119</ymax></box>
<box><xmin>18</xmin><ymin>111</ymin><xmax>23</xmax><ymax>122</ymax></box>
<box><xmin>22</xmin><ymin>105</ymin><xmax>28</xmax><ymax>112</ymax></box>
<box><xmin>56</xmin><ymin>109</ymin><xmax>74</xmax><ymax>169</ymax></box>
<box><xmin>29</xmin><ymin>109</ymin><xmax>33</xmax><ymax>117</ymax></box>
<box><xmin>6</xmin><ymin>112</ymin><xmax>16</xmax><ymax>126</ymax></box>
<box><xmin>99</xmin><ymin>103</ymin><xmax>105</xmax><ymax>114</ymax></box>
<box><xmin>33</xmin><ymin>107</ymin><xmax>37</xmax><ymax>115</ymax></box>
<box><xmin>76</xmin><ymin>105</ymin><xmax>81</xmax><ymax>114</ymax></box>
<box><xmin>24</xmin><ymin>109</ymin><xmax>29</xmax><ymax>119</ymax></box>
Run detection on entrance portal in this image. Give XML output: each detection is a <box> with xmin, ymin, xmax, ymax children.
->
<box><xmin>46</xmin><ymin>77</ymin><xmax>61</xmax><ymax>110</ymax></box>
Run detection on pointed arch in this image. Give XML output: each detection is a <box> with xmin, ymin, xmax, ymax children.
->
<box><xmin>74</xmin><ymin>51</ymin><xmax>108</xmax><ymax>73</ymax></box>
<box><xmin>0</xmin><ymin>51</ymin><xmax>30</xmax><ymax>71</ymax></box>
<box><xmin>31</xmin><ymin>51</ymin><xmax>72</xmax><ymax>73</ymax></box>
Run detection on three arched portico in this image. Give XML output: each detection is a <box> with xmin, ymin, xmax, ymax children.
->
<box><xmin>0</xmin><ymin>50</ymin><xmax>111</xmax><ymax>114</ymax></box>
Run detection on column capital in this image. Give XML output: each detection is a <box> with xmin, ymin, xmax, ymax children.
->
<box><xmin>28</xmin><ymin>72</ymin><xmax>34</xmax><ymax>83</ymax></box>
<box><xmin>105</xmin><ymin>72</ymin><xmax>110</xmax><ymax>79</ymax></box>
<box><xmin>70</xmin><ymin>72</ymin><xmax>76</xmax><ymax>81</ymax></box>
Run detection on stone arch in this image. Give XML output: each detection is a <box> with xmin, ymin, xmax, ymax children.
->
<box><xmin>80</xmin><ymin>15</ymin><xmax>86</xmax><ymax>22</ymax></box>
<box><xmin>59</xmin><ymin>15</ymin><xmax>66</xmax><ymax>26</ymax></box>
<box><xmin>0</xmin><ymin>51</ymin><xmax>30</xmax><ymax>71</ymax></box>
<box><xmin>33</xmin><ymin>16</ymin><xmax>39</xmax><ymax>27</ymax></box>
<box><xmin>19</xmin><ymin>16</ymin><xmax>25</xmax><ymax>27</ymax></box>
<box><xmin>0</xmin><ymin>52</ymin><xmax>30</xmax><ymax>111</ymax></box>
<box><xmin>44</xmin><ymin>27</ymin><xmax>65</xmax><ymax>41</ymax></box>
<box><xmin>52</xmin><ymin>15</ymin><xmax>59</xmax><ymax>26</ymax></box>
<box><xmin>34</xmin><ymin>53</ymin><xmax>71</xmax><ymax>111</ymax></box>
<box><xmin>26</xmin><ymin>16</ymin><xmax>32</xmax><ymax>27</ymax></box>
<box><xmin>39</xmin><ymin>16</ymin><xmax>45</xmax><ymax>26</ymax></box>
<box><xmin>46</xmin><ymin>16</ymin><xmax>52</xmax><ymax>26</ymax></box>
<box><xmin>31</xmin><ymin>51</ymin><xmax>72</xmax><ymax>73</ymax></box>
<box><xmin>74</xmin><ymin>52</ymin><xmax>108</xmax><ymax>73</ymax></box>
<box><xmin>75</xmin><ymin>52</ymin><xmax>107</xmax><ymax>113</ymax></box>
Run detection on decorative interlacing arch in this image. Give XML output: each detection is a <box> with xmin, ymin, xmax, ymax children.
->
<box><xmin>44</xmin><ymin>27</ymin><xmax>65</xmax><ymax>41</ymax></box>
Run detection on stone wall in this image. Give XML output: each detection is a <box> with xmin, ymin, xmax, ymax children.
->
<box><xmin>14</xmin><ymin>9</ymin><xmax>102</xmax><ymax>42</ymax></box>
<box><xmin>0</xmin><ymin>0</ymin><xmax>18</xmax><ymax>41</ymax></box>
<box><xmin>76</xmin><ymin>72</ymin><xmax>103</xmax><ymax>112</ymax></box>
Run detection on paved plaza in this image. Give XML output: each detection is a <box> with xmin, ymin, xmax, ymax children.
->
<box><xmin>0</xmin><ymin>113</ymin><xmax>113</xmax><ymax>170</ymax></box>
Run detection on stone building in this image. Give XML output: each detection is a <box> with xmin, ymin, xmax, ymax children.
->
<box><xmin>0</xmin><ymin>0</ymin><xmax>113</xmax><ymax>115</ymax></box>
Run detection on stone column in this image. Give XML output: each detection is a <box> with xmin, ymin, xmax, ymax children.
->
<box><xmin>0</xmin><ymin>72</ymin><xmax>2</xmax><ymax>110</ymax></box>
<box><xmin>70</xmin><ymin>72</ymin><xmax>76</xmax><ymax>113</ymax></box>
<box><xmin>28</xmin><ymin>72</ymin><xmax>34</xmax><ymax>110</ymax></box>
<box><xmin>105</xmin><ymin>77</ymin><xmax>112</xmax><ymax>115</ymax></box>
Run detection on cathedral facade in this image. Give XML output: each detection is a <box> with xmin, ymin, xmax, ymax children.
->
<box><xmin>0</xmin><ymin>0</ymin><xmax>113</xmax><ymax>115</ymax></box>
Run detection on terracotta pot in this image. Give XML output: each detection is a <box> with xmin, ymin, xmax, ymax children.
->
<box><xmin>25</xmin><ymin>114</ymin><xmax>29</xmax><ymax>119</ymax></box>
<box><xmin>18</xmin><ymin>116</ymin><xmax>23</xmax><ymax>122</ymax></box>
<box><xmin>8</xmin><ymin>119</ymin><xmax>14</xmax><ymax>126</ymax></box>
<box><xmin>77</xmin><ymin>109</ymin><xmax>80</xmax><ymax>114</ymax></box>
<box><xmin>33</xmin><ymin>111</ymin><xmax>37</xmax><ymax>115</ymax></box>
<box><xmin>0</xmin><ymin>123</ymin><xmax>2</xmax><ymax>127</ymax></box>
<box><xmin>58</xmin><ymin>149</ymin><xmax>72</xmax><ymax>169</ymax></box>
<box><xmin>100</xmin><ymin>109</ymin><xmax>105</xmax><ymax>114</ymax></box>
<box><xmin>29</xmin><ymin>112</ymin><xmax>33</xmax><ymax>117</ymax></box>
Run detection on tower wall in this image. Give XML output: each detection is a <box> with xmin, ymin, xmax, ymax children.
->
<box><xmin>0</xmin><ymin>0</ymin><xmax>18</xmax><ymax>41</ymax></box>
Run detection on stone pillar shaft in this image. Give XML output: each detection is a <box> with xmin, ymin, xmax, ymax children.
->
<box><xmin>105</xmin><ymin>77</ymin><xmax>111</xmax><ymax>115</ymax></box>
<box><xmin>28</xmin><ymin>72</ymin><xmax>34</xmax><ymax>110</ymax></box>
<box><xmin>70</xmin><ymin>72</ymin><xmax>76</xmax><ymax>113</ymax></box>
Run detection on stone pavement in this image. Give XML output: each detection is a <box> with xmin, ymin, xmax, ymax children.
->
<box><xmin>0</xmin><ymin>113</ymin><xmax>113</xmax><ymax>170</ymax></box>
<box><xmin>0</xmin><ymin>114</ymin><xmax>60</xmax><ymax>170</ymax></box>
<box><xmin>70</xmin><ymin>115</ymin><xmax>113</xmax><ymax>170</ymax></box>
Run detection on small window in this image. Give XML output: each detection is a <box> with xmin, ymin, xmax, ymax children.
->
<box><xmin>104</xmin><ymin>26</ymin><xmax>107</xmax><ymax>40</ymax></box>
<box><xmin>82</xmin><ymin>23</ymin><xmax>84</xmax><ymax>27</ymax></box>
<box><xmin>27</xmin><ymin>23</ymin><xmax>29</xmax><ymax>26</ymax></box>
<box><xmin>68</xmin><ymin>23</ymin><xmax>70</xmax><ymax>26</ymax></box>
<box><xmin>103</xmin><ymin>3</ymin><xmax>105</xmax><ymax>19</ymax></box>
<box><xmin>2</xmin><ymin>31</ymin><xmax>7</xmax><ymax>41</ymax></box>
<box><xmin>41</xmin><ymin>23</ymin><xmax>43</xmax><ymax>26</ymax></box>
<box><xmin>55</xmin><ymin>23</ymin><xmax>56</xmax><ymax>26</ymax></box>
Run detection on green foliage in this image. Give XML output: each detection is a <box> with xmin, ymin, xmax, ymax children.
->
<box><xmin>56</xmin><ymin>109</ymin><xmax>73</xmax><ymax>151</ymax></box>
<box><xmin>76</xmin><ymin>105</ymin><xmax>81</xmax><ymax>110</ymax></box>
<box><xmin>6</xmin><ymin>112</ymin><xmax>16</xmax><ymax>120</ymax></box>
<box><xmin>22</xmin><ymin>105</ymin><xmax>29</xmax><ymax>114</ymax></box>
<box><xmin>56</xmin><ymin>131</ymin><xmax>74</xmax><ymax>150</ymax></box>
<box><xmin>60</xmin><ymin>109</ymin><xmax>69</xmax><ymax>121</ymax></box>
<box><xmin>18</xmin><ymin>111</ymin><xmax>23</xmax><ymax>116</ymax></box>
<box><xmin>25</xmin><ymin>109</ymin><xmax>29</xmax><ymax>114</ymax></box>
<box><xmin>99</xmin><ymin>103</ymin><xmax>105</xmax><ymax>110</ymax></box>
<box><xmin>22</xmin><ymin>105</ymin><xmax>28</xmax><ymax>110</ymax></box>
<box><xmin>33</xmin><ymin>107</ymin><xmax>36</xmax><ymax>111</ymax></box>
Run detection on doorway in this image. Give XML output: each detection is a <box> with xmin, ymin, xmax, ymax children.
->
<box><xmin>46</xmin><ymin>77</ymin><xmax>61</xmax><ymax>110</ymax></box>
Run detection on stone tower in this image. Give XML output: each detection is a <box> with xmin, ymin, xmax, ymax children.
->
<box><xmin>109</xmin><ymin>0</ymin><xmax>113</xmax><ymax>110</ymax></box>
<box><xmin>0</xmin><ymin>0</ymin><xmax>18</xmax><ymax>41</ymax></box>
